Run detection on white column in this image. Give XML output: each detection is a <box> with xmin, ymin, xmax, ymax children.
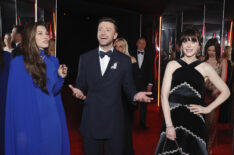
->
<box><xmin>181</xmin><ymin>10</ymin><xmax>183</xmax><ymax>32</ymax></box>
<box><xmin>221</xmin><ymin>0</ymin><xmax>226</xmax><ymax>55</ymax></box>
<box><xmin>35</xmin><ymin>0</ymin><xmax>38</xmax><ymax>22</ymax></box>
<box><xmin>140</xmin><ymin>14</ymin><xmax>142</xmax><ymax>38</ymax></box>
<box><xmin>15</xmin><ymin>0</ymin><xmax>18</xmax><ymax>25</ymax></box>
<box><xmin>202</xmin><ymin>4</ymin><xmax>206</xmax><ymax>55</ymax></box>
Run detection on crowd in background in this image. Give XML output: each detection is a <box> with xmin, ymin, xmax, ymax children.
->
<box><xmin>0</xmin><ymin>20</ymin><xmax>233</xmax><ymax>155</ymax></box>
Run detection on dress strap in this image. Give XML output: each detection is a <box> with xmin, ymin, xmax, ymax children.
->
<box><xmin>176</xmin><ymin>59</ymin><xmax>187</xmax><ymax>67</ymax></box>
<box><xmin>190</xmin><ymin>60</ymin><xmax>203</xmax><ymax>68</ymax></box>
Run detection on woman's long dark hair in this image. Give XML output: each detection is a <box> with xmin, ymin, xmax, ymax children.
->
<box><xmin>22</xmin><ymin>22</ymin><xmax>48</xmax><ymax>94</ymax></box>
<box><xmin>0</xmin><ymin>36</ymin><xmax>4</xmax><ymax>69</ymax></box>
<box><xmin>204</xmin><ymin>38</ymin><xmax>221</xmax><ymax>61</ymax></box>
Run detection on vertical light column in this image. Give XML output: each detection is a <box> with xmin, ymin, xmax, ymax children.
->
<box><xmin>202</xmin><ymin>4</ymin><xmax>206</xmax><ymax>56</ymax></box>
<box><xmin>181</xmin><ymin>11</ymin><xmax>183</xmax><ymax>32</ymax></box>
<box><xmin>157</xmin><ymin>16</ymin><xmax>162</xmax><ymax>107</ymax></box>
<box><xmin>55</xmin><ymin>0</ymin><xmax>57</xmax><ymax>56</ymax></box>
<box><xmin>35</xmin><ymin>0</ymin><xmax>38</xmax><ymax>22</ymax></box>
<box><xmin>221</xmin><ymin>0</ymin><xmax>226</xmax><ymax>56</ymax></box>
<box><xmin>140</xmin><ymin>14</ymin><xmax>142</xmax><ymax>38</ymax></box>
<box><xmin>15</xmin><ymin>0</ymin><xmax>18</xmax><ymax>25</ymax></box>
<box><xmin>227</xmin><ymin>21</ymin><xmax>233</xmax><ymax>46</ymax></box>
<box><xmin>18</xmin><ymin>16</ymin><xmax>21</xmax><ymax>25</ymax></box>
<box><xmin>0</xmin><ymin>7</ymin><xmax>2</xmax><ymax>36</ymax></box>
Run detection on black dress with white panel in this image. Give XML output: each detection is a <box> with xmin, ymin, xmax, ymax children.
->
<box><xmin>155</xmin><ymin>59</ymin><xmax>208</xmax><ymax>155</ymax></box>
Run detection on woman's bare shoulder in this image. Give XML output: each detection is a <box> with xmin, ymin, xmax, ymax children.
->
<box><xmin>166</xmin><ymin>60</ymin><xmax>181</xmax><ymax>73</ymax></box>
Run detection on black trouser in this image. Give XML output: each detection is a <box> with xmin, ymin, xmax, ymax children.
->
<box><xmin>140</xmin><ymin>102</ymin><xmax>147</xmax><ymax>125</ymax></box>
<box><xmin>83</xmin><ymin>134</ymin><xmax>124</xmax><ymax>155</ymax></box>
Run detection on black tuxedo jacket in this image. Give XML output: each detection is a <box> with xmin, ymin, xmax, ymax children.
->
<box><xmin>11</xmin><ymin>44</ymin><xmax>22</xmax><ymax>58</ymax></box>
<box><xmin>133</xmin><ymin>50</ymin><xmax>154</xmax><ymax>91</ymax></box>
<box><xmin>76</xmin><ymin>48</ymin><xmax>137</xmax><ymax>139</ymax></box>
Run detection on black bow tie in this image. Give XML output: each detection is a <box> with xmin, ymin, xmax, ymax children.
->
<box><xmin>99</xmin><ymin>50</ymin><xmax>112</xmax><ymax>58</ymax></box>
<box><xmin>138</xmin><ymin>51</ymin><xmax>144</xmax><ymax>55</ymax></box>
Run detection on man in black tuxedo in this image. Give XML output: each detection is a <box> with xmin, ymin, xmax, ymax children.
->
<box><xmin>133</xmin><ymin>38</ymin><xmax>154</xmax><ymax>129</ymax></box>
<box><xmin>69</xmin><ymin>18</ymin><xmax>153</xmax><ymax>155</ymax></box>
<box><xmin>11</xmin><ymin>25</ymin><xmax>24</xmax><ymax>58</ymax></box>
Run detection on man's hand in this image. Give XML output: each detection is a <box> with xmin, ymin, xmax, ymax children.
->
<box><xmin>134</xmin><ymin>92</ymin><xmax>153</xmax><ymax>102</ymax></box>
<box><xmin>69</xmin><ymin>85</ymin><xmax>86</xmax><ymax>100</ymax></box>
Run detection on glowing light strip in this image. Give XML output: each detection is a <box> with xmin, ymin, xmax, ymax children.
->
<box><xmin>50</xmin><ymin>24</ymin><xmax>53</xmax><ymax>38</ymax></box>
<box><xmin>154</xmin><ymin>27</ymin><xmax>158</xmax><ymax>86</ymax></box>
<box><xmin>53</xmin><ymin>12</ymin><xmax>56</xmax><ymax>37</ymax></box>
<box><xmin>230</xmin><ymin>21</ymin><xmax>233</xmax><ymax>46</ymax></box>
<box><xmin>34</xmin><ymin>1</ymin><xmax>37</xmax><ymax>22</ymax></box>
<box><xmin>228</xmin><ymin>21</ymin><xmax>233</xmax><ymax>46</ymax></box>
<box><xmin>17</xmin><ymin>16</ymin><xmax>21</xmax><ymax>25</ymax></box>
<box><xmin>213</xmin><ymin>33</ymin><xmax>216</xmax><ymax>38</ymax></box>
<box><xmin>157</xmin><ymin>16</ymin><xmax>162</xmax><ymax>107</ymax></box>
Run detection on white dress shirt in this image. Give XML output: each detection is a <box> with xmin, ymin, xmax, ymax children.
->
<box><xmin>137</xmin><ymin>50</ymin><xmax>145</xmax><ymax>68</ymax></box>
<box><xmin>99</xmin><ymin>47</ymin><xmax>113</xmax><ymax>76</ymax></box>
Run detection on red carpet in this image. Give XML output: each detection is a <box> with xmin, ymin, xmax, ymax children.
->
<box><xmin>61</xmin><ymin>85</ymin><xmax>232</xmax><ymax>155</ymax></box>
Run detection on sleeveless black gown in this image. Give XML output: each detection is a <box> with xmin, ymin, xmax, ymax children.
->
<box><xmin>155</xmin><ymin>59</ymin><xmax>208</xmax><ymax>155</ymax></box>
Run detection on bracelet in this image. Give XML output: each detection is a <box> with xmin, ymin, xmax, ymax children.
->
<box><xmin>166</xmin><ymin>125</ymin><xmax>174</xmax><ymax>128</ymax></box>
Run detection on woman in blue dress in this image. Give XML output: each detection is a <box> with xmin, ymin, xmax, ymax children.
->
<box><xmin>5</xmin><ymin>22</ymin><xmax>70</xmax><ymax>155</ymax></box>
<box><xmin>0</xmin><ymin>37</ymin><xmax>11</xmax><ymax>155</ymax></box>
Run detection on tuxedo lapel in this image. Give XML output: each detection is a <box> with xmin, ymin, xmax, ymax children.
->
<box><xmin>102</xmin><ymin>50</ymin><xmax>118</xmax><ymax>79</ymax></box>
<box><xmin>92</xmin><ymin>49</ymin><xmax>102</xmax><ymax>81</ymax></box>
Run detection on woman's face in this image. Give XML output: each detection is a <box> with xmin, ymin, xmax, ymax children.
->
<box><xmin>181</xmin><ymin>38</ymin><xmax>199</xmax><ymax>57</ymax></box>
<box><xmin>35</xmin><ymin>25</ymin><xmax>49</xmax><ymax>49</ymax></box>
<box><xmin>114</xmin><ymin>41</ymin><xmax>124</xmax><ymax>53</ymax></box>
<box><xmin>4</xmin><ymin>34</ymin><xmax>11</xmax><ymax>46</ymax></box>
<box><xmin>207</xmin><ymin>46</ymin><xmax>216</xmax><ymax>58</ymax></box>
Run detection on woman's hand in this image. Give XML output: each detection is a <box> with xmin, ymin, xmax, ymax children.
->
<box><xmin>58</xmin><ymin>64</ymin><xmax>68</xmax><ymax>78</ymax></box>
<box><xmin>189</xmin><ymin>104</ymin><xmax>211</xmax><ymax>114</ymax></box>
<box><xmin>166</xmin><ymin>126</ymin><xmax>176</xmax><ymax>141</ymax></box>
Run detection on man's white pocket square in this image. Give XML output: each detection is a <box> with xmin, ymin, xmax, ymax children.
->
<box><xmin>111</xmin><ymin>62</ymin><xmax>118</xmax><ymax>69</ymax></box>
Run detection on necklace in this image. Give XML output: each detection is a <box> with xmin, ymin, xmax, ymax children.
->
<box><xmin>182</xmin><ymin>57</ymin><xmax>197</xmax><ymax>64</ymax></box>
<box><xmin>40</xmin><ymin>55</ymin><xmax>46</xmax><ymax>60</ymax></box>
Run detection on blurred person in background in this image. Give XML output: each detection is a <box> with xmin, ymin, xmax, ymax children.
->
<box><xmin>204</xmin><ymin>38</ymin><xmax>227</xmax><ymax>155</ymax></box>
<box><xmin>218</xmin><ymin>46</ymin><xmax>233</xmax><ymax>124</ymax></box>
<box><xmin>0</xmin><ymin>36</ymin><xmax>11</xmax><ymax>155</ymax></box>
<box><xmin>133</xmin><ymin>37</ymin><xmax>154</xmax><ymax>129</ymax></box>
<box><xmin>3</xmin><ymin>33</ymin><xmax>14</xmax><ymax>53</ymax></box>
<box><xmin>48</xmin><ymin>38</ymin><xmax>56</xmax><ymax>56</ymax></box>
<box><xmin>11</xmin><ymin>25</ymin><xmax>24</xmax><ymax>58</ymax></box>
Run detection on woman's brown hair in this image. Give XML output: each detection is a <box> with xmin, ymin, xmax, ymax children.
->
<box><xmin>22</xmin><ymin>22</ymin><xmax>48</xmax><ymax>94</ymax></box>
<box><xmin>204</xmin><ymin>38</ymin><xmax>221</xmax><ymax>61</ymax></box>
<box><xmin>178</xmin><ymin>29</ymin><xmax>201</xmax><ymax>47</ymax></box>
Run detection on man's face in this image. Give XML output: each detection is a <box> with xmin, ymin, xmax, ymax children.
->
<box><xmin>97</xmin><ymin>22</ymin><xmax>118</xmax><ymax>47</ymax></box>
<box><xmin>136</xmin><ymin>39</ymin><xmax>146</xmax><ymax>51</ymax></box>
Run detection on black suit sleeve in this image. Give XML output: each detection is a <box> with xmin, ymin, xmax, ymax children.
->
<box><xmin>148</xmin><ymin>52</ymin><xmax>155</xmax><ymax>85</ymax></box>
<box><xmin>75</xmin><ymin>55</ymin><xmax>88</xmax><ymax>94</ymax></box>
<box><xmin>11</xmin><ymin>46</ymin><xmax>22</xmax><ymax>58</ymax></box>
<box><xmin>123</xmin><ymin>58</ymin><xmax>137</xmax><ymax>102</ymax></box>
